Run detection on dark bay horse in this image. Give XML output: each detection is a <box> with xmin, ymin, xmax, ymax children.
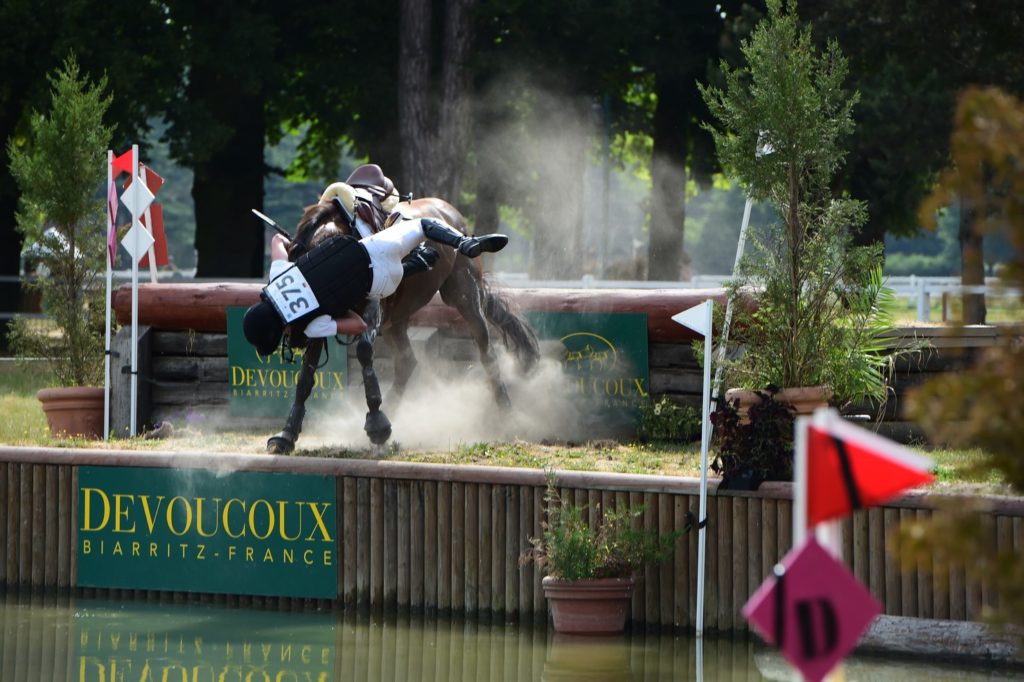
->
<box><xmin>266</xmin><ymin>196</ymin><xmax>540</xmax><ymax>453</ymax></box>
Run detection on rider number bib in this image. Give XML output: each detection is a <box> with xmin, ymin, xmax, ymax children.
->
<box><xmin>264</xmin><ymin>266</ymin><xmax>320</xmax><ymax>323</ymax></box>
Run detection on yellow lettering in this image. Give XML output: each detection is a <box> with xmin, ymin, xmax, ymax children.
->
<box><xmin>166</xmin><ymin>496</ymin><xmax>193</xmax><ymax>536</ymax></box>
<box><xmin>81</xmin><ymin>488</ymin><xmax>111</xmax><ymax>531</ymax></box>
<box><xmin>305</xmin><ymin>502</ymin><xmax>333</xmax><ymax>542</ymax></box>
<box><xmin>194</xmin><ymin>497</ymin><xmax>220</xmax><ymax>538</ymax></box>
<box><xmin>112</xmin><ymin>494</ymin><xmax>136</xmax><ymax>533</ymax></box>
<box><xmin>303</xmin><ymin>549</ymin><xmax>313</xmax><ymax>565</ymax></box>
<box><xmin>249</xmin><ymin>499</ymin><xmax>274</xmax><ymax>540</ymax></box>
<box><xmin>223</xmin><ymin>499</ymin><xmax>246</xmax><ymax>538</ymax></box>
<box><xmin>82</xmin><ymin>539</ymin><xmax>91</xmax><ymax>554</ymax></box>
<box><xmin>263</xmin><ymin>547</ymin><xmax>274</xmax><ymax>562</ymax></box>
<box><xmin>139</xmin><ymin>495</ymin><xmax>166</xmax><ymax>533</ymax></box>
<box><xmin>277</xmin><ymin>501</ymin><xmax>301</xmax><ymax>541</ymax></box>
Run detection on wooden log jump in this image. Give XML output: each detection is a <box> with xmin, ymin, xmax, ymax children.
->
<box><xmin>112</xmin><ymin>283</ymin><xmax>728</xmax><ymax>342</ymax></box>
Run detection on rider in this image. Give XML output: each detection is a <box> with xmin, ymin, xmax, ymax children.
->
<box><xmin>242</xmin><ymin>190</ymin><xmax>508</xmax><ymax>357</ymax></box>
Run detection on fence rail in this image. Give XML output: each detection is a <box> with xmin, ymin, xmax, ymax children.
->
<box><xmin>1</xmin><ymin>446</ymin><xmax>1020</xmax><ymax>633</ymax></box>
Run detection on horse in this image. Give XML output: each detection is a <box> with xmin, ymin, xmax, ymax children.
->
<box><xmin>265</xmin><ymin>194</ymin><xmax>540</xmax><ymax>454</ymax></box>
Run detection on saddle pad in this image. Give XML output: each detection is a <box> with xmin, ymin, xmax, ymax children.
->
<box><xmin>264</xmin><ymin>265</ymin><xmax>320</xmax><ymax>323</ymax></box>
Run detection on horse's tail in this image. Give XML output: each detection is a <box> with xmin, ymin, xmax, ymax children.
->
<box><xmin>479</xmin><ymin>277</ymin><xmax>541</xmax><ymax>374</ymax></box>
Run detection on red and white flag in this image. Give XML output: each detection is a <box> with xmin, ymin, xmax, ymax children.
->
<box><xmin>804</xmin><ymin>410</ymin><xmax>934</xmax><ymax>528</ymax></box>
<box><xmin>111</xmin><ymin>148</ymin><xmax>134</xmax><ymax>177</ymax></box>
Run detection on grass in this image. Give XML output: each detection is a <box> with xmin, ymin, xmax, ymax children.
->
<box><xmin>0</xmin><ymin>359</ymin><xmax>1012</xmax><ymax>493</ymax></box>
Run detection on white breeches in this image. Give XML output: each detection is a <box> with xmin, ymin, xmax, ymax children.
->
<box><xmin>360</xmin><ymin>218</ymin><xmax>434</xmax><ymax>298</ymax></box>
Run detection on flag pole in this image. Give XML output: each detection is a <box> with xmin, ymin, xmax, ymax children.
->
<box><xmin>103</xmin><ymin>150</ymin><xmax>113</xmax><ymax>441</ymax></box>
<box><xmin>140</xmin><ymin>165</ymin><xmax>158</xmax><ymax>284</ymax></box>
<box><xmin>129</xmin><ymin>143</ymin><xmax>139</xmax><ymax>437</ymax></box>
<box><xmin>710</xmin><ymin>196</ymin><xmax>753</xmax><ymax>412</ymax></box>
<box><xmin>696</xmin><ymin>299</ymin><xmax>713</xmax><ymax>637</ymax></box>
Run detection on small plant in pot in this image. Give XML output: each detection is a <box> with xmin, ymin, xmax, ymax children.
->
<box><xmin>7</xmin><ymin>56</ymin><xmax>114</xmax><ymax>438</ymax></box>
<box><xmin>521</xmin><ymin>482</ymin><xmax>683</xmax><ymax>634</ymax></box>
<box><xmin>710</xmin><ymin>386</ymin><xmax>795</xmax><ymax>490</ymax></box>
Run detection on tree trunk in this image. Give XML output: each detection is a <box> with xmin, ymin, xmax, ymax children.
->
<box><xmin>648</xmin><ymin>83</ymin><xmax>689</xmax><ymax>281</ymax></box>
<box><xmin>190</xmin><ymin>71</ymin><xmax>266</xmax><ymax>278</ymax></box>
<box><xmin>434</xmin><ymin>0</ymin><xmax>474</xmax><ymax>202</ymax></box>
<box><xmin>397</xmin><ymin>0</ymin><xmax>474</xmax><ymax>203</ymax></box>
<box><xmin>398</xmin><ymin>0</ymin><xmax>435</xmax><ymax>196</ymax></box>
<box><xmin>959</xmin><ymin>196</ymin><xmax>987</xmax><ymax>324</ymax></box>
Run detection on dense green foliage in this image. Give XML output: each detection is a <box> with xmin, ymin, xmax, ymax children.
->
<box><xmin>7</xmin><ymin>58</ymin><xmax>112</xmax><ymax>386</ymax></box>
<box><xmin>900</xmin><ymin>88</ymin><xmax>1024</xmax><ymax>629</ymax></box>
<box><xmin>701</xmin><ymin>0</ymin><xmax>906</xmax><ymax>406</ymax></box>
<box><xmin>637</xmin><ymin>396</ymin><xmax>701</xmax><ymax>443</ymax></box>
<box><xmin>522</xmin><ymin>483</ymin><xmax>681</xmax><ymax>581</ymax></box>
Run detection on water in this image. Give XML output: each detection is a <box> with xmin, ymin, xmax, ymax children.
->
<box><xmin>0</xmin><ymin>594</ymin><xmax>1016</xmax><ymax>681</ymax></box>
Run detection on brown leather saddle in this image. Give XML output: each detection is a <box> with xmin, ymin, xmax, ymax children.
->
<box><xmin>346</xmin><ymin>164</ymin><xmax>394</xmax><ymax>234</ymax></box>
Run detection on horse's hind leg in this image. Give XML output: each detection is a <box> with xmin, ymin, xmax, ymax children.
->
<box><xmin>386</xmin><ymin>318</ymin><xmax>418</xmax><ymax>404</ymax></box>
<box><xmin>267</xmin><ymin>339</ymin><xmax>323</xmax><ymax>454</ymax></box>
<box><xmin>357</xmin><ymin>299</ymin><xmax>392</xmax><ymax>445</ymax></box>
<box><xmin>441</xmin><ymin>266</ymin><xmax>511</xmax><ymax>409</ymax></box>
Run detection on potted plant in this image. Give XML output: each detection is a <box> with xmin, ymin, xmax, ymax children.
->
<box><xmin>699</xmin><ymin>1</ymin><xmax>911</xmax><ymax>420</ymax></box>
<box><xmin>521</xmin><ymin>482</ymin><xmax>682</xmax><ymax>634</ymax></box>
<box><xmin>710</xmin><ymin>386</ymin><xmax>795</xmax><ymax>490</ymax></box>
<box><xmin>7</xmin><ymin>56</ymin><xmax>114</xmax><ymax>438</ymax></box>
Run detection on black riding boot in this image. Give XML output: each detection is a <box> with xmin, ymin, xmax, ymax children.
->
<box><xmin>421</xmin><ymin>217</ymin><xmax>509</xmax><ymax>258</ymax></box>
<box><xmin>402</xmin><ymin>245</ymin><xmax>439</xmax><ymax>277</ymax></box>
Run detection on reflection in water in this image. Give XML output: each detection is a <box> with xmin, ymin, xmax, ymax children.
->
<box><xmin>0</xmin><ymin>593</ymin><xmax>1019</xmax><ymax>681</ymax></box>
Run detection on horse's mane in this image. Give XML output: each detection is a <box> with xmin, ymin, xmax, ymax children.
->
<box><xmin>289</xmin><ymin>202</ymin><xmax>349</xmax><ymax>260</ymax></box>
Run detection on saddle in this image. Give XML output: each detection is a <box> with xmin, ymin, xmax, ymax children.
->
<box><xmin>347</xmin><ymin>164</ymin><xmax>395</xmax><ymax>234</ymax></box>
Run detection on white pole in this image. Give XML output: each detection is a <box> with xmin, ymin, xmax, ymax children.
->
<box><xmin>140</xmin><ymin>166</ymin><xmax>158</xmax><ymax>284</ymax></box>
<box><xmin>710</xmin><ymin>196</ymin><xmax>753</xmax><ymax>410</ymax></box>
<box><xmin>129</xmin><ymin>144</ymin><xmax>139</xmax><ymax>437</ymax></box>
<box><xmin>793</xmin><ymin>414</ymin><xmax>810</xmax><ymax>549</ymax></box>
<box><xmin>695</xmin><ymin>299</ymin><xmax>713</xmax><ymax>637</ymax></box>
<box><xmin>103</xmin><ymin>150</ymin><xmax>112</xmax><ymax>441</ymax></box>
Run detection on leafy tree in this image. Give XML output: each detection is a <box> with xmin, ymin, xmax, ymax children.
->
<box><xmin>800</xmin><ymin>0</ymin><xmax>1024</xmax><ymax>322</ymax></box>
<box><xmin>0</xmin><ymin>0</ymin><xmax>174</xmax><ymax>340</ymax></box>
<box><xmin>7</xmin><ymin>57</ymin><xmax>113</xmax><ymax>386</ymax></box>
<box><xmin>903</xmin><ymin>87</ymin><xmax>1024</xmax><ymax>627</ymax></box>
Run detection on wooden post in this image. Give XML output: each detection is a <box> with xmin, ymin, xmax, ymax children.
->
<box><xmin>491</xmin><ymin>484</ymin><xmax>505</xmax><ymax>616</ymax></box>
<box><xmin>732</xmin><ymin>496</ymin><xmax>748</xmax><ymax>633</ymax></box>
<box><xmin>746</xmin><ymin>496</ymin><xmax>762</xmax><ymax>605</ymax></box>
<box><xmin>397</xmin><ymin>480</ymin><xmax>411</xmax><ymax>609</ymax></box>
<box><xmin>465</xmin><ymin>484</ymin><xmax>478</xmax><ymax>613</ymax></box>
<box><xmin>478</xmin><ymin>483</ymin><xmax>492</xmax><ymax>617</ymax></box>
<box><xmin>357</xmin><ymin>478</ymin><xmax>370</xmax><ymax>606</ymax></box>
<box><xmin>383</xmin><ymin>480</ymin><xmax>398</xmax><ymax>608</ymax></box>
<box><xmin>451</xmin><ymin>482</ymin><xmax>465</xmax><ymax>613</ymax></box>
<box><xmin>518</xmin><ymin>486</ymin><xmax>533</xmax><ymax>622</ymax></box>
<box><xmin>343</xmin><ymin>477</ymin><xmax>357</xmax><ymax>605</ymax></box>
<box><xmin>437</xmin><ymin>481</ymin><xmax>452</xmax><ymax>613</ymax></box>
<box><xmin>868</xmin><ymin>507</ymin><xmax>886</xmax><ymax>608</ymax></box>
<box><xmin>410</xmin><ymin>480</ymin><xmax>424</xmax><ymax>611</ymax></box>
<box><xmin>505</xmin><ymin>485</ymin><xmax>519</xmax><ymax>619</ymax></box>
<box><xmin>424</xmin><ymin>480</ymin><xmax>438</xmax><ymax>612</ymax></box>
<box><xmin>44</xmin><ymin>466</ymin><xmax>57</xmax><ymax>587</ymax></box>
<box><xmin>884</xmin><ymin>508</ymin><xmax>901</xmax><ymax>615</ymax></box>
<box><xmin>370</xmin><ymin>478</ymin><xmax>384</xmax><ymax>609</ymax></box>
<box><xmin>644</xmin><ymin>492</ymin><xmax>659</xmax><ymax>626</ymax></box>
<box><xmin>716</xmin><ymin>495</ymin><xmax>733</xmax><ymax>631</ymax></box>
<box><xmin>658</xmin><ymin>493</ymin><xmax>674</xmax><ymax>627</ymax></box>
<box><xmin>673</xmin><ymin>495</ymin><xmax>689</xmax><ymax>628</ymax></box>
<box><xmin>900</xmin><ymin>508</ymin><xmax>918</xmax><ymax>617</ymax></box>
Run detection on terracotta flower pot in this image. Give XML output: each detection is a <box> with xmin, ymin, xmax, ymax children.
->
<box><xmin>37</xmin><ymin>386</ymin><xmax>105</xmax><ymax>439</ymax></box>
<box><xmin>542</xmin><ymin>576</ymin><xmax>635</xmax><ymax>635</ymax></box>
<box><xmin>724</xmin><ymin>385</ymin><xmax>832</xmax><ymax>423</ymax></box>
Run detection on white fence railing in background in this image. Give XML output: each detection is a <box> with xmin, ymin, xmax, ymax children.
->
<box><xmin>490</xmin><ymin>273</ymin><xmax>1017</xmax><ymax>323</ymax></box>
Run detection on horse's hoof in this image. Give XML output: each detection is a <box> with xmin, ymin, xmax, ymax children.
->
<box><xmin>495</xmin><ymin>384</ymin><xmax>512</xmax><ymax>410</ymax></box>
<box><xmin>267</xmin><ymin>432</ymin><xmax>296</xmax><ymax>455</ymax></box>
<box><xmin>364</xmin><ymin>411</ymin><xmax>392</xmax><ymax>445</ymax></box>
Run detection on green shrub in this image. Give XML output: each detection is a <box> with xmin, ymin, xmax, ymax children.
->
<box><xmin>637</xmin><ymin>396</ymin><xmax>701</xmax><ymax>442</ymax></box>
<box><xmin>521</xmin><ymin>482</ymin><xmax>683</xmax><ymax>581</ymax></box>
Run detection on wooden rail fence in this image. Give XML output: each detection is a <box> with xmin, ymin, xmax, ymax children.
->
<box><xmin>2</xmin><ymin>447</ymin><xmax>1020</xmax><ymax>632</ymax></box>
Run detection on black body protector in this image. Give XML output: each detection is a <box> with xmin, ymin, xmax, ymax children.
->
<box><xmin>261</xmin><ymin>233</ymin><xmax>373</xmax><ymax>338</ymax></box>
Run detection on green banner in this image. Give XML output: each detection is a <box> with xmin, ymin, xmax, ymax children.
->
<box><xmin>77</xmin><ymin>467</ymin><xmax>338</xmax><ymax>599</ymax></box>
<box><xmin>226</xmin><ymin>305</ymin><xmax>350</xmax><ymax>417</ymax></box>
<box><xmin>525</xmin><ymin>311</ymin><xmax>649</xmax><ymax>429</ymax></box>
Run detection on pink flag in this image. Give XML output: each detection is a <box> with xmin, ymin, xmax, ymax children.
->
<box><xmin>106</xmin><ymin>179</ymin><xmax>119</xmax><ymax>267</ymax></box>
